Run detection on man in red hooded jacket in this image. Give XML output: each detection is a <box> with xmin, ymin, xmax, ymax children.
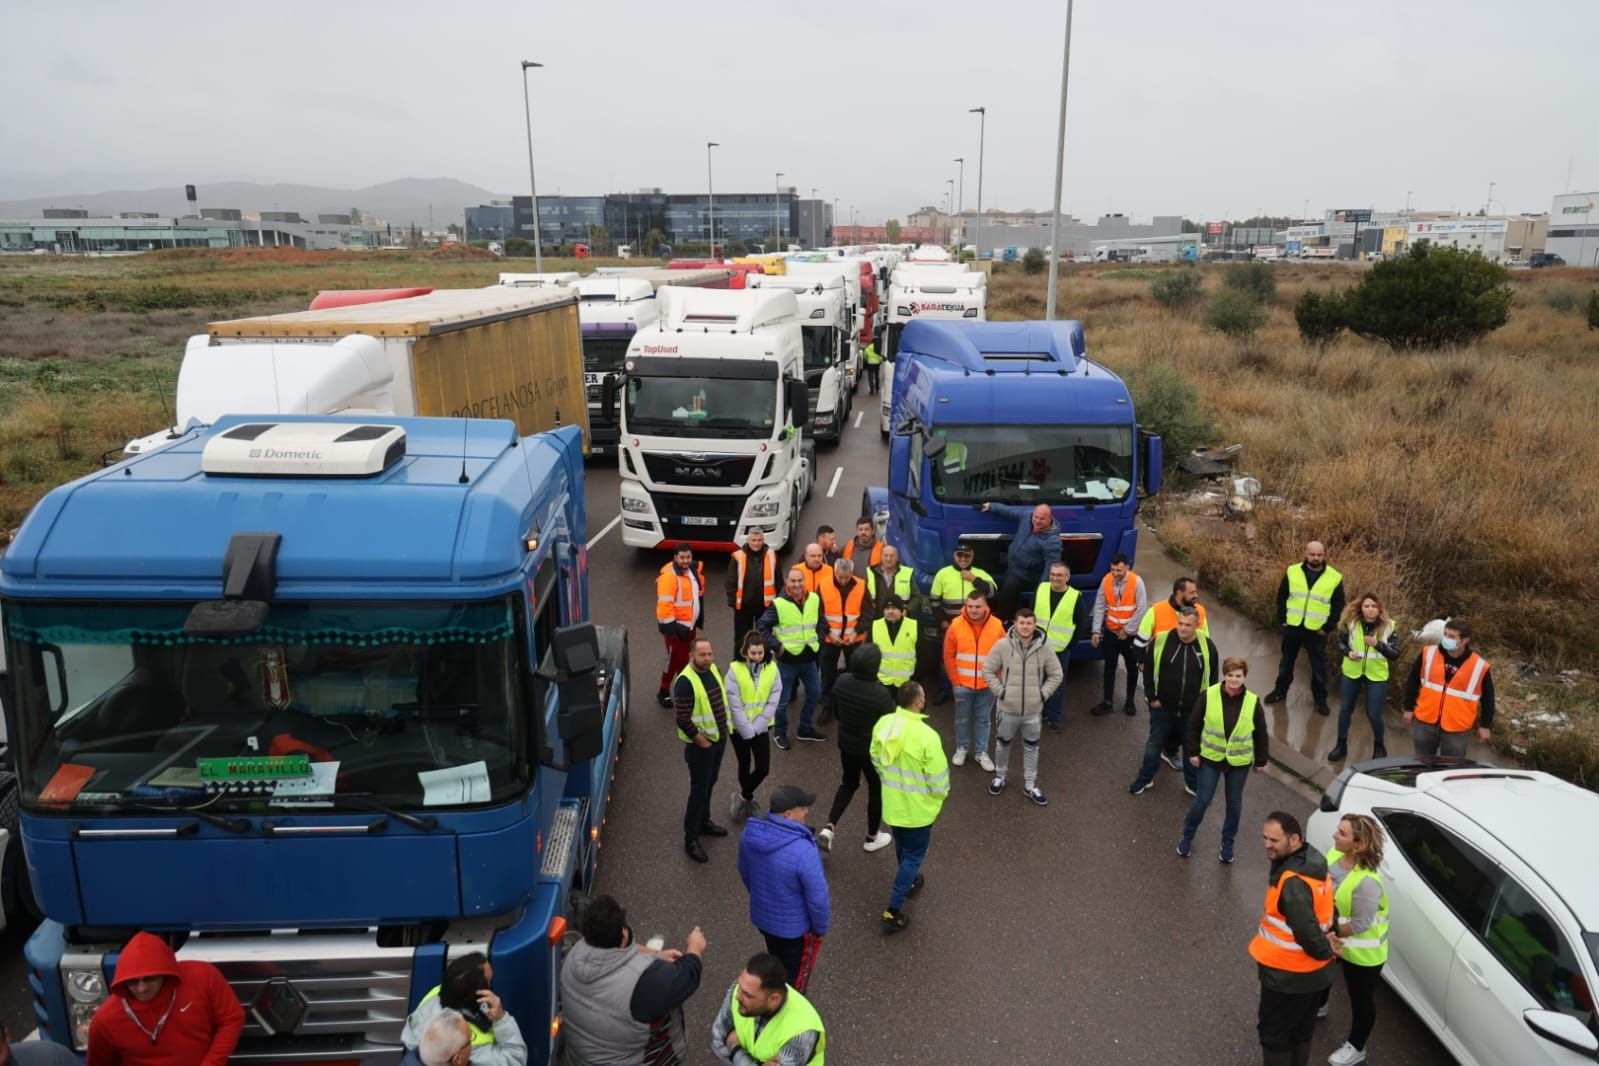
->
<box><xmin>85</xmin><ymin>931</ymin><xmax>244</xmax><ymax>1066</ymax></box>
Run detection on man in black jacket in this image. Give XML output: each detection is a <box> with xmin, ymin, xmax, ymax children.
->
<box><xmin>1128</xmin><ymin>606</ymin><xmax>1217</xmax><ymax>797</ymax></box>
<box><xmin>817</xmin><ymin>644</ymin><xmax>895</xmax><ymax>855</ymax></box>
<box><xmin>1253</xmin><ymin>811</ymin><xmax>1340</xmax><ymax>1066</ymax></box>
<box><xmin>724</xmin><ymin>529</ymin><xmax>777</xmax><ymax>651</ymax></box>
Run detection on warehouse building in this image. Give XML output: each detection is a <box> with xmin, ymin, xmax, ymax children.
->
<box><xmin>0</xmin><ymin>212</ymin><xmax>385</xmax><ymax>253</ymax></box>
<box><xmin>507</xmin><ymin>191</ymin><xmax>831</xmax><ymax>252</ymax></box>
<box><xmin>1546</xmin><ymin>192</ymin><xmax>1599</xmax><ymax>266</ymax></box>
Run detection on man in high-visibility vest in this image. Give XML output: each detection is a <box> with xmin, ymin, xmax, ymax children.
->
<box><xmin>401</xmin><ymin>951</ymin><xmax>527</xmax><ymax>1065</ymax></box>
<box><xmin>1091</xmin><ymin>553</ymin><xmax>1148</xmax><ymax>716</ymax></box>
<box><xmin>724</xmin><ymin>529</ymin><xmax>777</xmax><ymax>651</ymax></box>
<box><xmin>757</xmin><ymin>568</ymin><xmax>826</xmax><ymax>751</ymax></box>
<box><xmin>1253</xmin><ymin>811</ymin><xmax>1341</xmax><ymax>1066</ymax></box>
<box><xmin>1035</xmin><ymin>561</ymin><xmax>1088</xmax><ymax>732</ymax></box>
<box><xmin>710</xmin><ymin>953</ymin><xmax>825</xmax><ymax>1065</ymax></box>
<box><xmin>797</xmin><ymin>542</ymin><xmax>834</xmax><ymax>597</ymax></box>
<box><xmin>863</xmin><ymin>338</ymin><xmax>884</xmax><ymax>394</ymax></box>
<box><xmin>675</xmin><ymin>637</ymin><xmax>732</xmax><ymax>864</ymax></box>
<box><xmin>943</xmin><ymin>587</ymin><xmax>1005</xmax><ymax>773</ymax></box>
<box><xmin>1132</xmin><ymin>574</ymin><xmax>1210</xmax><ymax>655</ymax></box>
<box><xmin>870</xmin><ymin>596</ymin><xmax>918</xmax><ymax>704</ymax></box>
<box><xmin>818</xmin><ymin>558</ymin><xmax>873</xmax><ymax>721</ymax></box>
<box><xmin>840</xmin><ymin>516</ymin><xmax>883</xmax><ymax>570</ymax></box>
<box><xmin>868</xmin><ymin>544</ymin><xmax>922</xmax><ymax>620</ymax></box>
<box><xmin>1402</xmin><ymin>616</ymin><xmax>1494</xmax><ymax>757</ymax></box>
<box><xmin>871</xmin><ymin>681</ymin><xmax>949</xmax><ymax>933</ymax></box>
<box><xmin>1128</xmin><ymin>605</ymin><xmax>1217</xmax><ymax>798</ymax></box>
<box><xmin>657</xmin><ymin>543</ymin><xmax>707</xmax><ymax>708</ymax></box>
<box><xmin>1265</xmin><ymin>541</ymin><xmax>1345</xmax><ymax>717</ymax></box>
<box><xmin>929</xmin><ymin>545</ymin><xmax>996</xmax><ymax>703</ymax></box>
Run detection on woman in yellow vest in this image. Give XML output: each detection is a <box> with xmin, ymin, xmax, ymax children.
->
<box><xmin>1178</xmin><ymin>658</ymin><xmax>1268</xmax><ymax>863</ymax></box>
<box><xmin>726</xmin><ymin>631</ymin><xmax>783</xmax><ymax>823</ymax></box>
<box><xmin>1329</xmin><ymin>594</ymin><xmax>1401</xmax><ymax>764</ymax></box>
<box><xmin>1318</xmin><ymin>814</ymin><xmax>1389</xmax><ymax>1066</ymax></box>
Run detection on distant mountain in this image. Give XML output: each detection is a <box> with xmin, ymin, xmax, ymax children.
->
<box><xmin>0</xmin><ymin>177</ymin><xmax>510</xmax><ymax>228</ymax></box>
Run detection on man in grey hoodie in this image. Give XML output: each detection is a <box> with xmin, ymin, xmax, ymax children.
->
<box><xmin>980</xmin><ymin>607</ymin><xmax>1063</xmax><ymax>806</ymax></box>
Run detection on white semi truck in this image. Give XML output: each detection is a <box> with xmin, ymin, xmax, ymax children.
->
<box><xmin>573</xmin><ymin>275</ymin><xmax>659</xmax><ymax>455</ymax></box>
<box><xmin>607</xmin><ymin>287</ymin><xmax>814</xmax><ymax>551</ymax></box>
<box><xmin>782</xmin><ymin>260</ymin><xmax>865</xmax><ymax>389</ymax></box>
<box><xmin>880</xmin><ymin>265</ymin><xmax>988</xmax><ymax>437</ymax></box>
<box><xmin>747</xmin><ymin>273</ymin><xmax>853</xmax><ymax>444</ymax></box>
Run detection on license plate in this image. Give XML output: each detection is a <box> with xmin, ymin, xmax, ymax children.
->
<box><xmin>681</xmin><ymin>516</ymin><xmax>717</xmax><ymax>526</ymax></box>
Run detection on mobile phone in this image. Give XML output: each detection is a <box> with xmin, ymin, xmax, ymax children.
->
<box><xmin>645</xmin><ymin>935</ymin><xmax>666</xmax><ymax>952</ymax></box>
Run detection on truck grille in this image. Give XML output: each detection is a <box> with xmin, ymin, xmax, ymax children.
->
<box><xmin>653</xmin><ymin>492</ymin><xmax>747</xmax><ymax>540</ymax></box>
<box><xmin>641</xmin><ymin>452</ymin><xmax>755</xmax><ymax>488</ymax></box>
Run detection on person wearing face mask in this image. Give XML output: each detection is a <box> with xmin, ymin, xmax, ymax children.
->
<box><xmin>1179</xmin><ymin>658</ymin><xmax>1269</xmax><ymax>864</ymax></box>
<box><xmin>1402</xmin><ymin>617</ymin><xmax>1493</xmax><ymax>758</ymax></box>
<box><xmin>1265</xmin><ymin>541</ymin><xmax>1346</xmax><ymax>717</ymax></box>
<box><xmin>726</xmin><ymin>631</ymin><xmax>782</xmax><ymax>823</ymax></box>
<box><xmin>1329</xmin><ymin>594</ymin><xmax>1402</xmax><ymax>763</ymax></box>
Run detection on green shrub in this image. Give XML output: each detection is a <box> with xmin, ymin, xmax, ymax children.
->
<box><xmin>1544</xmin><ymin>283</ymin><xmax>1577</xmax><ymax>313</ymax></box>
<box><xmin>503</xmin><ymin>237</ymin><xmax>534</xmax><ymax>257</ymax></box>
<box><xmin>1588</xmin><ymin>290</ymin><xmax>1599</xmax><ymax>330</ymax></box>
<box><xmin>1222</xmin><ymin>261</ymin><xmax>1277</xmax><ymax>305</ymax></box>
<box><xmin>1202</xmin><ymin>288</ymin><xmax>1268</xmax><ymax>339</ymax></box>
<box><xmin>1022</xmin><ymin>247</ymin><xmax>1046</xmax><ymax>275</ymax></box>
<box><xmin>1293</xmin><ymin>290</ymin><xmax>1346</xmax><ymax>347</ymax></box>
<box><xmin>1341</xmin><ymin>243</ymin><xmax>1512</xmax><ymax>349</ymax></box>
<box><xmin>1148</xmin><ymin>268</ymin><xmax>1203</xmax><ymax>311</ymax></box>
<box><xmin>1125</xmin><ymin>360</ymin><xmax>1216</xmax><ymax>467</ymax></box>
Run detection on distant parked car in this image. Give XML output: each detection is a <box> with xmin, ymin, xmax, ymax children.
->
<box><xmin>1530</xmin><ymin>253</ymin><xmax>1567</xmax><ymax>268</ymax></box>
<box><xmin>1309</xmin><ymin>757</ymin><xmax>1599</xmax><ymax>1066</ymax></box>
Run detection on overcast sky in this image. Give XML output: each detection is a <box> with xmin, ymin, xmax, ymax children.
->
<box><xmin>5</xmin><ymin>0</ymin><xmax>1596</xmax><ymax>222</ymax></box>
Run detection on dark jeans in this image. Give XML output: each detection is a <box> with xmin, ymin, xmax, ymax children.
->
<box><xmin>1101</xmin><ymin>629</ymin><xmax>1139</xmax><ymax>704</ymax></box>
<box><xmin>728</xmin><ymin>732</ymin><xmax>771</xmax><ymax>801</ymax></box>
<box><xmin>1316</xmin><ymin>959</ymin><xmax>1384</xmax><ymax>1051</ymax></box>
<box><xmin>865</xmin><ymin>363</ymin><xmax>881</xmax><ymax>393</ymax></box>
<box><xmin>827</xmin><ymin>749</ymin><xmax>882</xmax><ymax>836</ymax></box>
<box><xmin>1180</xmin><ymin>759</ymin><xmax>1251</xmax><ymax>847</ymax></box>
<box><xmin>818</xmin><ymin>643</ymin><xmax>859</xmax><ymax>712</ymax></box>
<box><xmin>1257</xmin><ymin>985</ymin><xmax>1323</xmax><ymax>1052</ymax></box>
<box><xmin>888</xmin><ymin>824</ymin><xmax>932</xmax><ymax>911</ymax></box>
<box><xmin>1041</xmin><ymin>649</ymin><xmax>1071</xmax><ymax>726</ymax></box>
<box><xmin>762</xmin><ymin>931</ymin><xmax>822</xmax><ymax>994</ymax></box>
<box><xmin>1274</xmin><ymin>627</ymin><xmax>1329</xmax><ymax>706</ymax></box>
<box><xmin>1135</xmin><ymin>701</ymin><xmax>1198</xmax><ymax>789</ymax></box>
<box><xmin>995</xmin><ymin>574</ymin><xmax>1026</xmax><ymax>620</ymax></box>
<box><xmin>732</xmin><ymin>606</ymin><xmax>763</xmax><ymax>654</ymax></box>
<box><xmin>1337</xmin><ymin>675</ymin><xmax>1387</xmax><ymax>745</ymax></box>
<box><xmin>682</xmin><ymin>738</ymin><xmax>726</xmax><ymax>841</ymax></box>
<box><xmin>776</xmin><ymin>659</ymin><xmax>821</xmax><ymax>736</ymax></box>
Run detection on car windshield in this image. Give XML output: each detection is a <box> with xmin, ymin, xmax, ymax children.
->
<box><xmin>1</xmin><ymin>598</ymin><xmax>528</xmax><ymax>814</ymax></box>
<box><xmin>624</xmin><ymin>370</ymin><xmax>777</xmax><ymax>439</ymax></box>
<box><xmin>801</xmin><ymin>327</ymin><xmax>835</xmax><ymax>373</ymax></box>
<box><xmin>929</xmin><ymin>423</ymin><xmax>1134</xmax><ymax>504</ymax></box>
<box><xmin>583</xmin><ymin>336</ymin><xmax>631</xmax><ymax>376</ymax></box>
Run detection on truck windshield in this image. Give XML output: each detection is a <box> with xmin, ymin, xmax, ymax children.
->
<box><xmin>1</xmin><ymin>598</ymin><xmax>529</xmax><ymax>815</ymax></box>
<box><xmin>928</xmin><ymin>423</ymin><xmax>1134</xmax><ymax>504</ymax></box>
<box><xmin>801</xmin><ymin>327</ymin><xmax>835</xmax><ymax>372</ymax></box>
<box><xmin>583</xmin><ymin>336</ymin><xmax>631</xmax><ymax>376</ymax></box>
<box><xmin>624</xmin><ymin>373</ymin><xmax>777</xmax><ymax>439</ymax></box>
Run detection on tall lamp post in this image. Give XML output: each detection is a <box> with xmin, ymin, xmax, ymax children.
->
<box><xmin>1045</xmin><ymin>2</ymin><xmax>1074</xmax><ymax>321</ymax></box>
<box><xmin>810</xmin><ymin>188</ymin><xmax>818</xmax><ymax>247</ymax></box>
<box><xmin>970</xmin><ymin>107</ymin><xmax>986</xmax><ymax>264</ymax></box>
<box><xmin>832</xmin><ymin>198</ymin><xmax>839</xmax><ymax>244</ymax></box>
<box><xmin>706</xmin><ymin>142</ymin><xmax>719</xmax><ymax>255</ymax></box>
<box><xmin>953</xmin><ymin>157</ymin><xmax>964</xmax><ymax>247</ymax></box>
<box><xmin>946</xmin><ymin>179</ymin><xmax>955</xmax><ymax>247</ymax></box>
<box><xmin>775</xmin><ymin>171</ymin><xmax>785</xmax><ymax>251</ymax></box>
<box><xmin>519</xmin><ymin>60</ymin><xmax>545</xmax><ymax>271</ymax></box>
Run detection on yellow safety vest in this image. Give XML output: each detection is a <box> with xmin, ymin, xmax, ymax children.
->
<box><xmin>1034</xmin><ymin>583</ymin><xmax>1080</xmax><ymax>653</ymax></box>
<box><xmin>675</xmin><ymin>664</ymin><xmax>727</xmax><ymax>744</ymax></box>
<box><xmin>772</xmin><ymin>595</ymin><xmax>821</xmax><ymax>655</ymax></box>
<box><xmin>1326</xmin><ymin>849</ymin><xmax>1389</xmax><ymax>967</ymax></box>
<box><xmin>1284</xmin><ymin>563</ymin><xmax>1342</xmax><ymax>630</ymax></box>
<box><xmin>871</xmin><ymin>617</ymin><xmax>919</xmax><ymax>685</ymax></box>
<box><xmin>729</xmin><ymin>983</ymin><xmax>826</xmax><ymax>1064</ymax></box>
<box><xmin>1199</xmin><ymin>685</ymin><xmax>1257</xmax><ymax>766</ymax></box>
<box><xmin>419</xmin><ymin>986</ymin><xmax>496</xmax><ymax>1047</ymax></box>
<box><xmin>731</xmin><ymin>660</ymin><xmax>778</xmax><ymax>708</ymax></box>
<box><xmin>1341</xmin><ymin>620</ymin><xmax>1395</xmax><ymax>682</ymax></box>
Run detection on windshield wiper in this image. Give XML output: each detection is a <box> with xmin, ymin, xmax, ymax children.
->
<box><xmin>342</xmin><ymin>800</ymin><xmax>439</xmax><ymax>832</ymax></box>
<box><xmin>119</xmin><ymin>796</ymin><xmax>251</xmax><ymax>834</ymax></box>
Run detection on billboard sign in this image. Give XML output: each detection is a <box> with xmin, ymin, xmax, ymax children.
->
<box><xmin>1331</xmin><ymin>209</ymin><xmax>1372</xmax><ymax>224</ymax></box>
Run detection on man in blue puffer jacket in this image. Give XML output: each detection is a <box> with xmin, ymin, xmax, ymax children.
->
<box><xmin>980</xmin><ymin>501</ymin><xmax>1062</xmax><ymax>619</ymax></box>
<box><xmin>736</xmin><ymin>784</ymin><xmax>831</xmax><ymax>993</ymax></box>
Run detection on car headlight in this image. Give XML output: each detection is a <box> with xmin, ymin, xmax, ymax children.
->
<box><xmin>749</xmin><ymin>499</ymin><xmax>781</xmax><ymax>518</ymax></box>
<box><xmin>621</xmin><ymin>497</ymin><xmax>650</xmax><ymax>514</ymax></box>
<box><xmin>64</xmin><ymin>968</ymin><xmax>108</xmax><ymax>1050</ymax></box>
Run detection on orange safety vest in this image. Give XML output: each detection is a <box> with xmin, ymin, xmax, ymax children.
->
<box><xmin>944</xmin><ymin>613</ymin><xmax>1005</xmax><ymax>690</ymax></box>
<box><xmin>1413</xmin><ymin>645</ymin><xmax>1490</xmax><ymax>732</ymax></box>
<box><xmin>656</xmin><ymin>561</ymin><xmax>705</xmax><ymax>627</ymax></box>
<box><xmin>820</xmin><ymin>574</ymin><xmax>868</xmax><ymax>645</ymax></box>
<box><xmin>842</xmin><ymin>538</ymin><xmax>883</xmax><ymax>569</ymax></box>
<box><xmin>1146</xmin><ymin>599</ymin><xmax>1207</xmax><ymax>638</ymax></box>
<box><xmin>1100</xmin><ymin>571</ymin><xmax>1140</xmax><ymax>632</ymax></box>
<box><xmin>1249</xmin><ymin>866</ymin><xmax>1335</xmax><ymax>974</ymax></box>
<box><xmin>799</xmin><ymin>562</ymin><xmax>834</xmax><ymax>598</ymax></box>
<box><xmin>732</xmin><ymin>548</ymin><xmax>777</xmax><ymax>611</ymax></box>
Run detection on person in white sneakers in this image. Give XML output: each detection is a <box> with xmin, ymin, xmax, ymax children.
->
<box><xmin>943</xmin><ymin>588</ymin><xmax>1004</xmax><ymax>774</ymax></box>
<box><xmin>726</xmin><ymin>630</ymin><xmax>782</xmax><ymax>823</ymax></box>
<box><xmin>980</xmin><ymin>607</ymin><xmax>1062</xmax><ymax>806</ymax></box>
<box><xmin>817</xmin><ymin>644</ymin><xmax>896</xmax><ymax>854</ymax></box>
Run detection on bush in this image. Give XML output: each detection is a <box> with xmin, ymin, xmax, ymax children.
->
<box><xmin>1022</xmin><ymin>247</ymin><xmax>1046</xmax><ymax>275</ymax></box>
<box><xmin>1148</xmin><ymin>268</ymin><xmax>1203</xmax><ymax>311</ymax></box>
<box><xmin>1125</xmin><ymin>360</ymin><xmax>1216</xmax><ymax>467</ymax></box>
<box><xmin>1341</xmin><ymin>243</ymin><xmax>1512</xmax><ymax>350</ymax></box>
<box><xmin>1544</xmin><ymin>283</ymin><xmax>1577</xmax><ymax>313</ymax></box>
<box><xmin>1293</xmin><ymin>290</ymin><xmax>1346</xmax><ymax>347</ymax></box>
<box><xmin>1223</xmin><ymin>261</ymin><xmax>1277</xmax><ymax>305</ymax></box>
<box><xmin>1202</xmin><ymin>288</ymin><xmax>1268</xmax><ymax>339</ymax></box>
<box><xmin>728</xmin><ymin>240</ymin><xmax>749</xmax><ymax>257</ymax></box>
<box><xmin>1590</xmin><ymin>290</ymin><xmax>1599</xmax><ymax>331</ymax></box>
<box><xmin>503</xmin><ymin>237</ymin><xmax>534</xmax><ymax>257</ymax></box>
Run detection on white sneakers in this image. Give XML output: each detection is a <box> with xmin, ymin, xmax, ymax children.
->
<box><xmin>1327</xmin><ymin>1042</ymin><xmax>1366</xmax><ymax>1066</ymax></box>
<box><xmin>975</xmin><ymin>751</ymin><xmax>996</xmax><ymax>774</ymax></box>
<box><xmin>817</xmin><ymin>826</ymin><xmax>834</xmax><ymax>852</ymax></box>
<box><xmin>864</xmin><ymin>831</ymin><xmax>893</xmax><ymax>852</ymax></box>
<box><xmin>952</xmin><ymin>747</ymin><xmax>968</xmax><ymax>767</ymax></box>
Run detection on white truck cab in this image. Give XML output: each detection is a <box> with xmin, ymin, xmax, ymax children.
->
<box><xmin>881</xmin><ymin>266</ymin><xmax>988</xmax><ymax>436</ymax></box>
<box><xmin>783</xmin><ymin>260</ymin><xmax>865</xmax><ymax>388</ymax></box>
<box><xmin>748</xmin><ymin>273</ymin><xmax>852</xmax><ymax>444</ymax></box>
<box><xmin>611</xmin><ymin>287</ymin><xmax>814</xmax><ymax>551</ymax></box>
<box><xmin>574</xmin><ymin>276</ymin><xmax>659</xmax><ymax>454</ymax></box>
<box><xmin>497</xmin><ymin>271</ymin><xmax>581</xmax><ymax>287</ymax></box>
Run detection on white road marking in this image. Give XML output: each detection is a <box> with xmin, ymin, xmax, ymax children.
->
<box><xmin>588</xmin><ymin>513</ymin><xmax>622</xmax><ymax>549</ymax></box>
<box><xmin>826</xmin><ymin>466</ymin><xmax>844</xmax><ymax>498</ymax></box>
<box><xmin>853</xmin><ymin>410</ymin><xmax>863</xmax><ymax>428</ymax></box>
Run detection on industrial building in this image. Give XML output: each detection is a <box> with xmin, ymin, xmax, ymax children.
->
<box><xmin>1546</xmin><ymin>191</ymin><xmax>1599</xmax><ymax>266</ymax></box>
<box><xmin>0</xmin><ymin>210</ymin><xmax>386</xmax><ymax>253</ymax></box>
<box><xmin>503</xmin><ymin>191</ymin><xmax>831</xmax><ymax>252</ymax></box>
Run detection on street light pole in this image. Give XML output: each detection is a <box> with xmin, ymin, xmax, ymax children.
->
<box><xmin>970</xmin><ymin>107</ymin><xmax>986</xmax><ymax>264</ymax></box>
<box><xmin>519</xmin><ymin>60</ymin><xmax>545</xmax><ymax>272</ymax></box>
<box><xmin>1045</xmin><ymin>2</ymin><xmax>1073</xmax><ymax>321</ymax></box>
<box><xmin>706</xmin><ymin>142</ymin><xmax>719</xmax><ymax>255</ymax></box>
<box><xmin>775</xmin><ymin>171</ymin><xmax>784</xmax><ymax>251</ymax></box>
<box><xmin>946</xmin><ymin>179</ymin><xmax>955</xmax><ymax>247</ymax></box>
<box><xmin>832</xmin><ymin>198</ymin><xmax>839</xmax><ymax>244</ymax></box>
<box><xmin>953</xmin><ymin>157</ymin><xmax>964</xmax><ymax>248</ymax></box>
<box><xmin>1485</xmin><ymin>181</ymin><xmax>1495</xmax><ymax>216</ymax></box>
<box><xmin>811</xmin><ymin>187</ymin><xmax>818</xmax><ymax>247</ymax></box>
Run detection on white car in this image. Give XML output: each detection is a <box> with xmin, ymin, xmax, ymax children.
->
<box><xmin>1308</xmin><ymin>757</ymin><xmax>1599</xmax><ymax>1065</ymax></box>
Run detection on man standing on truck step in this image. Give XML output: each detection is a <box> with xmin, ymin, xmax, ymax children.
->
<box><xmin>1402</xmin><ymin>617</ymin><xmax>1493</xmax><ymax>758</ymax></box>
<box><xmin>1128</xmin><ymin>606</ymin><xmax>1217</xmax><ymax>798</ymax></box>
<box><xmin>980</xmin><ymin>501</ymin><xmax>1062</xmax><ymax>619</ymax></box>
<box><xmin>658</xmin><ymin>543</ymin><xmax>707</xmax><ymax>709</ymax></box>
<box><xmin>871</xmin><ymin>682</ymin><xmax>949</xmax><ymax>933</ymax></box>
<box><xmin>1265</xmin><ymin>541</ymin><xmax>1345</xmax><ymax>717</ymax></box>
<box><xmin>84</xmin><ymin>931</ymin><xmax>245</xmax><ymax>1066</ymax></box>
<box><xmin>944</xmin><ymin>587</ymin><xmax>1004</xmax><ymax>773</ymax></box>
<box><xmin>1091</xmin><ymin>553</ymin><xmax>1148</xmax><ymax>717</ymax></box>
<box><xmin>797</xmin><ymin>542</ymin><xmax>833</xmax><ymax>597</ymax></box>
<box><xmin>677</xmin><ymin>638</ymin><xmax>732</xmax><ymax>864</ymax></box>
<box><xmin>981</xmin><ymin>607</ymin><xmax>1062</xmax><ymax>806</ymax></box>
<box><xmin>1036</xmin><ymin>562</ymin><xmax>1089</xmax><ymax>733</ymax></box>
<box><xmin>726</xmin><ymin>529</ymin><xmax>777</xmax><ymax>652</ymax></box>
<box><xmin>841</xmin><ymin>516</ymin><xmax>883</xmax><ymax>569</ymax></box>
<box><xmin>757</xmin><ymin>568</ymin><xmax>826</xmax><ymax>751</ymax></box>
<box><xmin>863</xmin><ymin>338</ymin><xmax>883</xmax><ymax>394</ymax></box>
<box><xmin>929</xmin><ymin>545</ymin><xmax>996</xmax><ymax>703</ymax></box>
<box><xmin>868</xmin><ymin>544</ymin><xmax>921</xmax><ymax>620</ymax></box>
<box><xmin>817</xmin><ymin>558</ymin><xmax>873</xmax><ymax>726</ymax></box>
<box><xmin>559</xmin><ymin>894</ymin><xmax>707</xmax><ymax>1066</ymax></box>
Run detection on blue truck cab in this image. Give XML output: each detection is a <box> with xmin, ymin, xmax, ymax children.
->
<box><xmin>866</xmin><ymin>319</ymin><xmax>1162</xmax><ymax>658</ymax></box>
<box><xmin>0</xmin><ymin>415</ymin><xmax>628</xmax><ymax>1063</ymax></box>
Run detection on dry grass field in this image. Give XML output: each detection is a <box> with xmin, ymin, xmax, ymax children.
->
<box><xmin>1</xmin><ymin>249</ymin><xmax>1596</xmax><ymax>781</ymax></box>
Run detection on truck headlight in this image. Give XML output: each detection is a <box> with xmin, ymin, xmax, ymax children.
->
<box><xmin>64</xmin><ymin>968</ymin><xmax>108</xmax><ymax>1050</ymax></box>
<box><xmin>814</xmin><ymin>415</ymin><xmax>829</xmax><ymax>427</ymax></box>
<box><xmin>621</xmin><ymin>497</ymin><xmax>650</xmax><ymax>514</ymax></box>
<box><xmin>749</xmin><ymin>499</ymin><xmax>781</xmax><ymax>519</ymax></box>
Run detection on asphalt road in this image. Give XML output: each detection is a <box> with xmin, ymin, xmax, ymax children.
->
<box><xmin>582</xmin><ymin>393</ymin><xmax>1453</xmax><ymax>1064</ymax></box>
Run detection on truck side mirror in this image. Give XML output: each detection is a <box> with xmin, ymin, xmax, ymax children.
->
<box><xmin>1140</xmin><ymin>429</ymin><xmax>1163</xmax><ymax>496</ymax></box>
<box><xmin>786</xmin><ymin>379</ymin><xmax>809</xmax><ymax>428</ymax></box>
<box><xmin>601</xmin><ymin>375</ymin><xmax>619</xmax><ymax>428</ymax></box>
